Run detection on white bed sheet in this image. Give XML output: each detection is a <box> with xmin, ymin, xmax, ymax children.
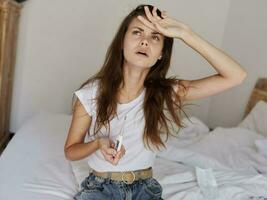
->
<box><xmin>1</xmin><ymin>111</ymin><xmax>267</xmax><ymax>200</ymax></box>
<box><xmin>0</xmin><ymin>112</ymin><xmax>77</xmax><ymax>200</ymax></box>
<box><xmin>156</xmin><ymin>127</ymin><xmax>267</xmax><ymax>199</ymax></box>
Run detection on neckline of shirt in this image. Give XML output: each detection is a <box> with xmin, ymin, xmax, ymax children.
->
<box><xmin>117</xmin><ymin>88</ymin><xmax>145</xmax><ymax>108</ymax></box>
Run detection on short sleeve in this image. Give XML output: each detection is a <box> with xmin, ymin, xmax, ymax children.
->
<box><xmin>74</xmin><ymin>81</ymin><xmax>98</xmax><ymax>116</ymax></box>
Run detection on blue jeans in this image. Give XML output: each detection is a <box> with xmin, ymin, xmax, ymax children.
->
<box><xmin>74</xmin><ymin>172</ymin><xmax>163</xmax><ymax>200</ymax></box>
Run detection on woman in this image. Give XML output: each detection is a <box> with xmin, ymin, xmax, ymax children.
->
<box><xmin>64</xmin><ymin>4</ymin><xmax>247</xmax><ymax>200</ymax></box>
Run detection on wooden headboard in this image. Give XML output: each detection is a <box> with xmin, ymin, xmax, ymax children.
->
<box><xmin>245</xmin><ymin>78</ymin><xmax>267</xmax><ymax>117</ymax></box>
<box><xmin>0</xmin><ymin>0</ymin><xmax>22</xmax><ymax>154</ymax></box>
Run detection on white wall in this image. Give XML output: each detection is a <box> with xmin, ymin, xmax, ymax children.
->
<box><xmin>10</xmin><ymin>0</ymin><xmax>232</xmax><ymax>132</ymax></box>
<box><xmin>208</xmin><ymin>0</ymin><xmax>267</xmax><ymax>128</ymax></box>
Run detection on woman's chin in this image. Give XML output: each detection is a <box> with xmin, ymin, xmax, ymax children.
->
<box><xmin>124</xmin><ymin>60</ymin><xmax>152</xmax><ymax>69</ymax></box>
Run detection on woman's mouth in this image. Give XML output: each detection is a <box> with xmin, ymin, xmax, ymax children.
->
<box><xmin>136</xmin><ymin>51</ymin><xmax>148</xmax><ymax>57</ymax></box>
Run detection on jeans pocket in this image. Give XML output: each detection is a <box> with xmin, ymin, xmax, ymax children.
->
<box><xmin>81</xmin><ymin>174</ymin><xmax>105</xmax><ymax>193</ymax></box>
<box><xmin>144</xmin><ymin>178</ymin><xmax>163</xmax><ymax>198</ymax></box>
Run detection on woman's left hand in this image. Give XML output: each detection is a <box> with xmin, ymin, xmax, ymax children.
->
<box><xmin>137</xmin><ymin>6</ymin><xmax>192</xmax><ymax>39</ymax></box>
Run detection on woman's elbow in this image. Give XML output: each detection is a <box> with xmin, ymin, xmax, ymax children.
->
<box><xmin>237</xmin><ymin>70</ymin><xmax>247</xmax><ymax>84</ymax></box>
<box><xmin>232</xmin><ymin>70</ymin><xmax>247</xmax><ymax>85</ymax></box>
<box><xmin>64</xmin><ymin>147</ymin><xmax>74</xmax><ymax>161</ymax></box>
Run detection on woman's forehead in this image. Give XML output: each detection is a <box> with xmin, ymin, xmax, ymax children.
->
<box><xmin>128</xmin><ymin>17</ymin><xmax>158</xmax><ymax>34</ymax></box>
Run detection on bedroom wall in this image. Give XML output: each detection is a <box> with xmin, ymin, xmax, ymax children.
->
<box><xmin>208</xmin><ymin>0</ymin><xmax>267</xmax><ymax>128</ymax></box>
<box><xmin>10</xmin><ymin>0</ymin><xmax>231</xmax><ymax>133</ymax></box>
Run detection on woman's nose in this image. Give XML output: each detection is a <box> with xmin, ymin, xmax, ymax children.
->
<box><xmin>140</xmin><ymin>38</ymin><xmax>148</xmax><ymax>46</ymax></box>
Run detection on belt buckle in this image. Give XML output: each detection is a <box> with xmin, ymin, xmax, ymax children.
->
<box><xmin>122</xmin><ymin>171</ymin><xmax>135</xmax><ymax>184</ymax></box>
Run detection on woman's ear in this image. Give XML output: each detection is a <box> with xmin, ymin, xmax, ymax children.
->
<box><xmin>158</xmin><ymin>54</ymin><xmax>162</xmax><ymax>60</ymax></box>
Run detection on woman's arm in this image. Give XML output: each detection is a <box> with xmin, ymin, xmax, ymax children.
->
<box><xmin>176</xmin><ymin>30</ymin><xmax>247</xmax><ymax>101</ymax></box>
<box><xmin>64</xmin><ymin>99</ymin><xmax>99</xmax><ymax>161</ymax></box>
<box><xmin>138</xmin><ymin>6</ymin><xmax>247</xmax><ymax>101</ymax></box>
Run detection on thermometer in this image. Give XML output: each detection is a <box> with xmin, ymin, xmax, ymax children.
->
<box><xmin>114</xmin><ymin>116</ymin><xmax>126</xmax><ymax>151</ymax></box>
<box><xmin>114</xmin><ymin>135</ymin><xmax>123</xmax><ymax>151</ymax></box>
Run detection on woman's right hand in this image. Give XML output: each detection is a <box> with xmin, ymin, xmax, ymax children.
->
<box><xmin>98</xmin><ymin>137</ymin><xmax>126</xmax><ymax>165</ymax></box>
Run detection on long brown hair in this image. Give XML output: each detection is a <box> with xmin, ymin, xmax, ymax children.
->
<box><xmin>72</xmin><ymin>4</ymin><xmax>191</xmax><ymax>150</ymax></box>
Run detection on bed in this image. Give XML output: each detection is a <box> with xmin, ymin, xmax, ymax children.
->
<box><xmin>1</xmin><ymin>78</ymin><xmax>267</xmax><ymax>200</ymax></box>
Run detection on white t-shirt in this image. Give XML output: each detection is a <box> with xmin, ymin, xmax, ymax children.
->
<box><xmin>74</xmin><ymin>80</ymin><xmax>157</xmax><ymax>172</ymax></box>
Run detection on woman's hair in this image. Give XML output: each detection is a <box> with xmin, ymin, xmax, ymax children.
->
<box><xmin>72</xmin><ymin>4</ymin><xmax>190</xmax><ymax>150</ymax></box>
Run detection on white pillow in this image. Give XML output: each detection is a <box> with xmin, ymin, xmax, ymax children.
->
<box><xmin>163</xmin><ymin>116</ymin><xmax>210</xmax><ymax>148</ymax></box>
<box><xmin>179</xmin><ymin>116</ymin><xmax>210</xmax><ymax>137</ymax></box>
<box><xmin>239</xmin><ymin>100</ymin><xmax>267</xmax><ymax>137</ymax></box>
<box><xmin>255</xmin><ymin>139</ymin><xmax>267</xmax><ymax>158</ymax></box>
<box><xmin>158</xmin><ymin>127</ymin><xmax>267</xmax><ymax>173</ymax></box>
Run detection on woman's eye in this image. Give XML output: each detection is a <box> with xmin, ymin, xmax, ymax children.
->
<box><xmin>152</xmin><ymin>35</ymin><xmax>160</xmax><ymax>41</ymax></box>
<box><xmin>132</xmin><ymin>30</ymin><xmax>141</xmax><ymax>35</ymax></box>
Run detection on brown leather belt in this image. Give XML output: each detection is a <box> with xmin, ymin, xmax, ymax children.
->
<box><xmin>92</xmin><ymin>167</ymin><xmax>153</xmax><ymax>184</ymax></box>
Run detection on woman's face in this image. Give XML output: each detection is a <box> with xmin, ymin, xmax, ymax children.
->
<box><xmin>122</xmin><ymin>17</ymin><xmax>164</xmax><ymax>69</ymax></box>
